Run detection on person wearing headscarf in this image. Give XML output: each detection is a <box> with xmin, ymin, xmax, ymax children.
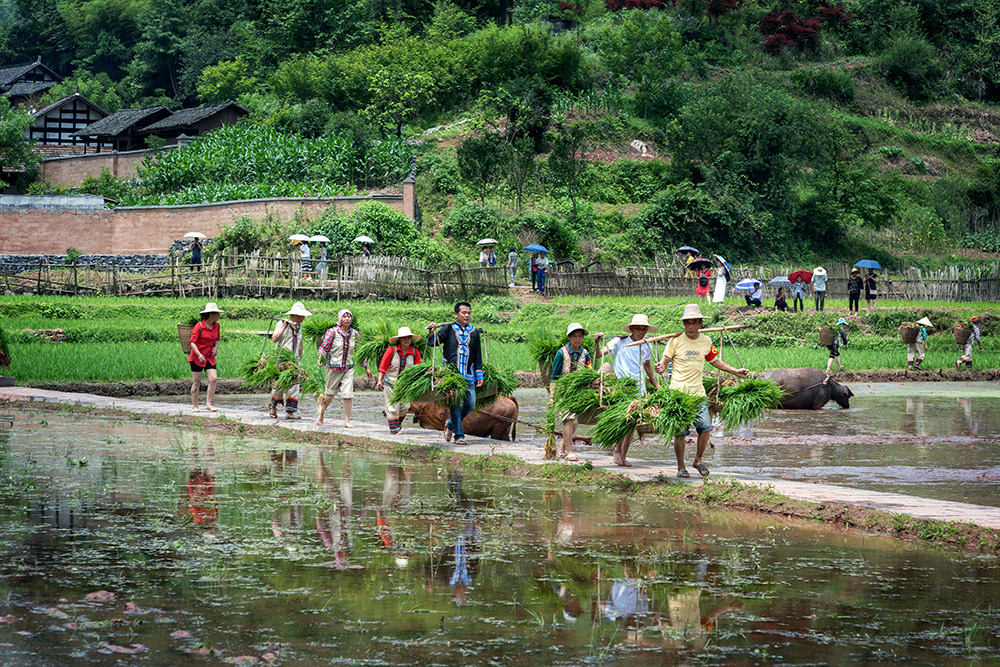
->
<box><xmin>907</xmin><ymin>317</ymin><xmax>932</xmax><ymax>371</ymax></box>
<box><xmin>316</xmin><ymin>308</ymin><xmax>371</xmax><ymax>427</ymax></box>
<box><xmin>269</xmin><ymin>301</ymin><xmax>312</xmax><ymax>420</ymax></box>
<box><xmin>957</xmin><ymin>316</ymin><xmax>982</xmax><ymax>371</ymax></box>
<box><xmin>826</xmin><ymin>317</ymin><xmax>849</xmax><ymax>373</ymax></box>
<box><xmin>375</xmin><ymin>327</ymin><xmax>422</xmax><ymax>434</ymax></box>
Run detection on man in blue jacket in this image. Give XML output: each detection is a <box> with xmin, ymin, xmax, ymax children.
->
<box><xmin>427</xmin><ymin>302</ymin><xmax>483</xmax><ymax>446</ymax></box>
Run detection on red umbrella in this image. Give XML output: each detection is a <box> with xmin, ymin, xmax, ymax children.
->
<box><xmin>788</xmin><ymin>269</ymin><xmax>813</xmax><ymax>284</ymax></box>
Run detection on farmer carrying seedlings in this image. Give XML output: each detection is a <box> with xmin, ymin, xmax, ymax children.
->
<box><xmin>957</xmin><ymin>316</ymin><xmax>982</xmax><ymax>370</ymax></box>
<box><xmin>907</xmin><ymin>317</ymin><xmax>932</xmax><ymax>371</ymax></box>
<box><xmin>597</xmin><ymin>314</ymin><xmax>661</xmax><ymax>467</ymax></box>
<box><xmin>426</xmin><ymin>301</ymin><xmax>483</xmax><ymax>447</ymax></box>
<box><xmin>550</xmin><ymin>322</ymin><xmax>601</xmax><ymax>461</ymax></box>
<box><xmin>654</xmin><ymin>304</ymin><xmax>747</xmax><ymax>478</ymax></box>
<box><xmin>317</xmin><ymin>308</ymin><xmax>371</xmax><ymax>427</ymax></box>
<box><xmin>269</xmin><ymin>301</ymin><xmax>311</xmax><ymax>420</ymax></box>
<box><xmin>375</xmin><ymin>326</ymin><xmax>422</xmax><ymax>434</ymax></box>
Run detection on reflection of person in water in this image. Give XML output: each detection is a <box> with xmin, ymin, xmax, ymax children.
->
<box><xmin>958</xmin><ymin>397</ymin><xmax>978</xmax><ymax>437</ymax></box>
<box><xmin>317</xmin><ymin>451</ymin><xmax>354</xmax><ymax>569</ymax></box>
<box><xmin>421</xmin><ymin>467</ymin><xmax>479</xmax><ymax>605</ymax></box>
<box><xmin>377</xmin><ymin>464</ymin><xmax>414</xmax><ymax>567</ymax></box>
<box><xmin>186</xmin><ymin>468</ymin><xmax>218</xmax><ymax>528</ymax></box>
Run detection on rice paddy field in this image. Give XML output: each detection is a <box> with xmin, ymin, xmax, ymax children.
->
<box><xmin>2</xmin><ymin>294</ymin><xmax>998</xmax><ymax>384</ymax></box>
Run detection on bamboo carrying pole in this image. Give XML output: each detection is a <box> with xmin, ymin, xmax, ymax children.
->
<box><xmin>624</xmin><ymin>324</ymin><xmax>750</xmax><ymax>347</ymax></box>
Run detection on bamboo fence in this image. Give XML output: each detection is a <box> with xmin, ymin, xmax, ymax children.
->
<box><xmin>0</xmin><ymin>252</ymin><xmax>509</xmax><ymax>301</ymax></box>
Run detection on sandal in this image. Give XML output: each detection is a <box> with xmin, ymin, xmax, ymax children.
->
<box><xmin>694</xmin><ymin>463</ymin><xmax>710</xmax><ymax>477</ymax></box>
<box><xmin>677</xmin><ymin>470</ymin><xmax>691</xmax><ymax>478</ymax></box>
<box><xmin>565</xmin><ymin>454</ymin><xmax>579</xmax><ymax>462</ymax></box>
<box><xmin>454</xmin><ymin>439</ymin><xmax>468</xmax><ymax>446</ymax></box>
<box><xmin>557</xmin><ymin>449</ymin><xmax>567</xmax><ymax>459</ymax></box>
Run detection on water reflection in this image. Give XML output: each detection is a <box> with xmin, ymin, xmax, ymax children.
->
<box><xmin>1</xmin><ymin>409</ymin><xmax>1000</xmax><ymax>665</ymax></box>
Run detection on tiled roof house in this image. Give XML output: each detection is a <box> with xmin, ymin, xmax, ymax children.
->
<box><xmin>137</xmin><ymin>102</ymin><xmax>249</xmax><ymax>142</ymax></box>
<box><xmin>74</xmin><ymin>106</ymin><xmax>173</xmax><ymax>151</ymax></box>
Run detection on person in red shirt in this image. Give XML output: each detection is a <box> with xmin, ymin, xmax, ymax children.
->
<box><xmin>189</xmin><ymin>302</ymin><xmax>222</xmax><ymax>412</ymax></box>
<box><xmin>375</xmin><ymin>327</ymin><xmax>422</xmax><ymax>433</ymax></box>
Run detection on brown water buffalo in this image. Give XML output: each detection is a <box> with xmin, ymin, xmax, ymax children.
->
<box><xmin>761</xmin><ymin>368</ymin><xmax>854</xmax><ymax>409</ymax></box>
<box><xmin>409</xmin><ymin>396</ymin><xmax>519</xmax><ymax>441</ymax></box>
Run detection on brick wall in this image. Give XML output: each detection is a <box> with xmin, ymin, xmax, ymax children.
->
<box><xmin>0</xmin><ymin>196</ymin><xmax>410</xmax><ymax>255</ymax></box>
<box><xmin>38</xmin><ymin>148</ymin><xmax>162</xmax><ymax>187</ymax></box>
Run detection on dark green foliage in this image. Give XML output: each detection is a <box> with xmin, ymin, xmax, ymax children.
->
<box><xmin>457</xmin><ymin>134</ymin><xmax>507</xmax><ymax>202</ymax></box>
<box><xmin>879</xmin><ymin>32</ymin><xmax>942</xmax><ymax>101</ymax></box>
<box><xmin>716</xmin><ymin>379</ymin><xmax>785</xmax><ymax>431</ymax></box>
<box><xmin>789</xmin><ymin>67</ymin><xmax>856</xmax><ymax>104</ymax></box>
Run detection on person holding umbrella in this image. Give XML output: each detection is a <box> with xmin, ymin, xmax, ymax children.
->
<box><xmin>907</xmin><ymin>317</ymin><xmax>932</xmax><ymax>371</ymax></box>
<box><xmin>191</xmin><ymin>237</ymin><xmax>202</xmax><ymax>272</ymax></box>
<box><xmin>790</xmin><ymin>274</ymin><xmax>807</xmax><ymax>312</ymax></box>
<box><xmin>298</xmin><ymin>238</ymin><xmax>312</xmax><ymax>280</ymax></box>
<box><xmin>712</xmin><ymin>255</ymin><xmax>730</xmax><ymax>304</ymax></box>
<box><xmin>690</xmin><ymin>256</ymin><xmax>712</xmax><ymax>305</ymax></box>
<box><xmin>812</xmin><ymin>267</ymin><xmax>827</xmax><ymax>312</ymax></box>
<box><xmin>864</xmin><ymin>269</ymin><xmax>878</xmax><ymax>313</ymax></box>
<box><xmin>535</xmin><ymin>250</ymin><xmax>550</xmax><ymax>295</ymax></box>
<box><xmin>744</xmin><ymin>281</ymin><xmax>762</xmax><ymax>308</ymax></box>
<box><xmin>506</xmin><ymin>246</ymin><xmax>518</xmax><ymax>286</ymax></box>
<box><xmin>847</xmin><ymin>268</ymin><xmax>863</xmax><ymax>315</ymax></box>
<box><xmin>530</xmin><ymin>253</ymin><xmax>539</xmax><ymax>292</ymax></box>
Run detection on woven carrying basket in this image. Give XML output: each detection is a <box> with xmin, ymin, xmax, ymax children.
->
<box><xmin>900</xmin><ymin>325</ymin><xmax>918</xmax><ymax>344</ymax></box>
<box><xmin>818</xmin><ymin>326</ymin><xmax>834</xmax><ymax>346</ymax></box>
<box><xmin>177</xmin><ymin>323</ymin><xmax>195</xmax><ymax>355</ymax></box>
<box><xmin>954</xmin><ymin>326</ymin><xmax>972</xmax><ymax>345</ymax></box>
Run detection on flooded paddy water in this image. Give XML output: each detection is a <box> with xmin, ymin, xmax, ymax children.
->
<box><xmin>2</xmin><ymin>405</ymin><xmax>1000</xmax><ymax>664</ymax></box>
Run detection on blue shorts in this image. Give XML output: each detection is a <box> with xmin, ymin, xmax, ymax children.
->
<box><xmin>679</xmin><ymin>402</ymin><xmax>711</xmax><ymax>436</ymax></box>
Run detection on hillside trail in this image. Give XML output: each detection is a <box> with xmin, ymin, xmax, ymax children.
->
<box><xmin>508</xmin><ymin>284</ymin><xmax>551</xmax><ymax>305</ymax></box>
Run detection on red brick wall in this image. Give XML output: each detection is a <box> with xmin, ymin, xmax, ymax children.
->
<box><xmin>38</xmin><ymin>148</ymin><xmax>162</xmax><ymax>187</ymax></box>
<box><xmin>0</xmin><ymin>196</ymin><xmax>408</xmax><ymax>255</ymax></box>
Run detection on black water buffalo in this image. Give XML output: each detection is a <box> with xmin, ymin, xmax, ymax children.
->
<box><xmin>761</xmin><ymin>368</ymin><xmax>854</xmax><ymax>409</ymax></box>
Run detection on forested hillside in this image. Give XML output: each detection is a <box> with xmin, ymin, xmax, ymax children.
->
<box><xmin>3</xmin><ymin>0</ymin><xmax>999</xmax><ymax>266</ymax></box>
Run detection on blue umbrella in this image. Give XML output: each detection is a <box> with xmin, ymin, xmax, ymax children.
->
<box><xmin>768</xmin><ymin>276</ymin><xmax>792</xmax><ymax>287</ymax></box>
<box><xmin>734</xmin><ymin>278</ymin><xmax>761</xmax><ymax>291</ymax></box>
<box><xmin>523</xmin><ymin>244</ymin><xmax>548</xmax><ymax>254</ymax></box>
<box><xmin>855</xmin><ymin>259</ymin><xmax>883</xmax><ymax>270</ymax></box>
<box><xmin>713</xmin><ymin>254</ymin><xmax>731</xmax><ymax>274</ymax></box>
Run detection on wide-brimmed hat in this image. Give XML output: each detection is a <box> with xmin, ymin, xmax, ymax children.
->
<box><xmin>622</xmin><ymin>314</ymin><xmax>658</xmax><ymax>333</ymax></box>
<box><xmin>836</xmin><ymin>317</ymin><xmax>848</xmax><ymax>326</ymax></box>
<box><xmin>850</xmin><ymin>267</ymin><xmax>859</xmax><ymax>274</ymax></box>
<box><xmin>916</xmin><ymin>317</ymin><xmax>933</xmax><ymax>327</ymax></box>
<box><xmin>200</xmin><ymin>302</ymin><xmax>224</xmax><ymax>315</ymax></box>
<box><xmin>813</xmin><ymin>266</ymin><xmax>827</xmax><ymax>276</ymax></box>
<box><xmin>566</xmin><ymin>322</ymin><xmax>588</xmax><ymax>337</ymax></box>
<box><xmin>285</xmin><ymin>301</ymin><xmax>312</xmax><ymax>318</ymax></box>
<box><xmin>389</xmin><ymin>326</ymin><xmax>415</xmax><ymax>343</ymax></box>
<box><xmin>679</xmin><ymin>304</ymin><xmax>706</xmax><ymax>321</ymax></box>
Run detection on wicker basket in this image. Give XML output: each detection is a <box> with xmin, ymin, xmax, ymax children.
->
<box><xmin>818</xmin><ymin>326</ymin><xmax>834</xmax><ymax>346</ymax></box>
<box><xmin>177</xmin><ymin>323</ymin><xmax>195</xmax><ymax>355</ymax></box>
<box><xmin>900</xmin><ymin>324</ymin><xmax>919</xmax><ymax>344</ymax></box>
<box><xmin>954</xmin><ymin>325</ymin><xmax>972</xmax><ymax>345</ymax></box>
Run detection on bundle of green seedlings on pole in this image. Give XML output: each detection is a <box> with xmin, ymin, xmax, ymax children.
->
<box><xmin>389</xmin><ymin>363</ymin><xmax>470</xmax><ymax>408</ymax></box>
<box><xmin>240</xmin><ymin>348</ymin><xmax>310</xmax><ymax>392</ymax></box>
<box><xmin>590</xmin><ymin>387</ymin><xmax>705</xmax><ymax>449</ymax></box>
<box><xmin>715</xmin><ymin>378</ymin><xmax>786</xmax><ymax>431</ymax></box>
<box><xmin>529</xmin><ymin>331</ymin><xmax>595</xmax><ymax>378</ymax></box>
<box><xmin>551</xmin><ymin>368</ymin><xmax>639</xmax><ymax>419</ymax></box>
<box><xmin>478</xmin><ymin>362</ymin><xmax>519</xmax><ymax>408</ymax></box>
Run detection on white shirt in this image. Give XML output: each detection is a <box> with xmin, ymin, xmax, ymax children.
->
<box><xmin>607</xmin><ymin>336</ymin><xmax>652</xmax><ymax>395</ymax></box>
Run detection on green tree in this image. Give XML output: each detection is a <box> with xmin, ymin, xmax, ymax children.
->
<box><xmin>197</xmin><ymin>58</ymin><xmax>260</xmax><ymax>104</ymax></box>
<box><xmin>0</xmin><ymin>97</ymin><xmax>41</xmax><ymax>189</ymax></box>
<box><xmin>547</xmin><ymin>123</ymin><xmax>589</xmax><ymax>218</ymax></box>
<box><xmin>56</xmin><ymin>0</ymin><xmax>151</xmax><ymax>78</ymax></box>
<box><xmin>360</xmin><ymin>68</ymin><xmax>435</xmax><ymax>137</ymax></box>
<box><xmin>588</xmin><ymin>10</ymin><xmax>685</xmax><ymax>117</ymax></box>
<box><xmin>457</xmin><ymin>133</ymin><xmax>507</xmax><ymax>203</ymax></box>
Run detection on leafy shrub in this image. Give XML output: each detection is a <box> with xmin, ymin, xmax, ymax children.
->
<box><xmin>513</xmin><ymin>210</ymin><xmax>578</xmax><ymax>260</ymax></box>
<box><xmin>442</xmin><ymin>203</ymin><xmax>504</xmax><ymax>242</ymax></box>
<box><xmin>351</xmin><ymin>201</ymin><xmax>419</xmax><ymax>257</ymax></box>
<box><xmin>879</xmin><ymin>32</ymin><xmax>941</xmax><ymax>101</ymax></box>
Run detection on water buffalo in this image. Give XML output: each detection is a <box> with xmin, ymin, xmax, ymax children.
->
<box><xmin>409</xmin><ymin>396</ymin><xmax>519</xmax><ymax>441</ymax></box>
<box><xmin>761</xmin><ymin>368</ymin><xmax>854</xmax><ymax>409</ymax></box>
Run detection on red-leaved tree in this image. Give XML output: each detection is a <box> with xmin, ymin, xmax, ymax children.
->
<box><xmin>759</xmin><ymin>11</ymin><xmax>821</xmax><ymax>53</ymax></box>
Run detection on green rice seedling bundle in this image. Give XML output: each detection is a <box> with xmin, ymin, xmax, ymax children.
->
<box><xmin>529</xmin><ymin>332</ymin><xmax>594</xmax><ymax>379</ymax></box>
<box><xmin>302</xmin><ymin>365</ymin><xmax>327</xmax><ymax>397</ymax></box>
<box><xmin>390</xmin><ymin>363</ymin><xmax>469</xmax><ymax>408</ymax></box>
<box><xmin>478</xmin><ymin>363</ymin><xmax>518</xmax><ymax>408</ymax></box>
<box><xmin>303</xmin><ymin>316</ymin><xmax>337</xmax><ymax>348</ymax></box>
<box><xmin>239</xmin><ymin>348</ymin><xmax>308</xmax><ymax>391</ymax></box>
<box><xmin>717</xmin><ymin>378</ymin><xmax>786</xmax><ymax>431</ymax></box>
<box><xmin>552</xmin><ymin>369</ymin><xmax>638</xmax><ymax>422</ymax></box>
<box><xmin>589</xmin><ymin>388</ymin><xmax>704</xmax><ymax>449</ymax></box>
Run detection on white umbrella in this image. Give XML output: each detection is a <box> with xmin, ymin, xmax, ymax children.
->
<box><xmin>309</xmin><ymin>234</ymin><xmax>330</xmax><ymax>243</ymax></box>
<box><xmin>353</xmin><ymin>235</ymin><xmax>375</xmax><ymax>244</ymax></box>
<box><xmin>183</xmin><ymin>232</ymin><xmax>207</xmax><ymax>239</ymax></box>
<box><xmin>476</xmin><ymin>238</ymin><xmax>499</xmax><ymax>246</ymax></box>
<box><xmin>289</xmin><ymin>234</ymin><xmax>311</xmax><ymax>243</ymax></box>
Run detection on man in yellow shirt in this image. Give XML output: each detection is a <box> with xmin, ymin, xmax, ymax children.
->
<box><xmin>654</xmin><ymin>304</ymin><xmax>748</xmax><ymax>478</ymax></box>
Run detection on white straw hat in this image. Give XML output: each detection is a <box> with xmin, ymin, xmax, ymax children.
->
<box><xmin>679</xmin><ymin>304</ymin><xmax>705</xmax><ymax>321</ymax></box>
<box><xmin>916</xmin><ymin>317</ymin><xmax>933</xmax><ymax>327</ymax></box>
<box><xmin>622</xmin><ymin>314</ymin><xmax>658</xmax><ymax>334</ymax></box>
<box><xmin>389</xmin><ymin>326</ymin><xmax>415</xmax><ymax>343</ymax></box>
<box><xmin>285</xmin><ymin>301</ymin><xmax>312</xmax><ymax>317</ymax></box>
<box><xmin>566</xmin><ymin>322</ymin><xmax>588</xmax><ymax>337</ymax></box>
<box><xmin>200</xmin><ymin>302</ymin><xmax>224</xmax><ymax>314</ymax></box>
<box><xmin>813</xmin><ymin>266</ymin><xmax>827</xmax><ymax>276</ymax></box>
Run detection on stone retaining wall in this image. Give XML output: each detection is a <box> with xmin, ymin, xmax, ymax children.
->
<box><xmin>0</xmin><ymin>253</ymin><xmax>168</xmax><ymax>274</ymax></box>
